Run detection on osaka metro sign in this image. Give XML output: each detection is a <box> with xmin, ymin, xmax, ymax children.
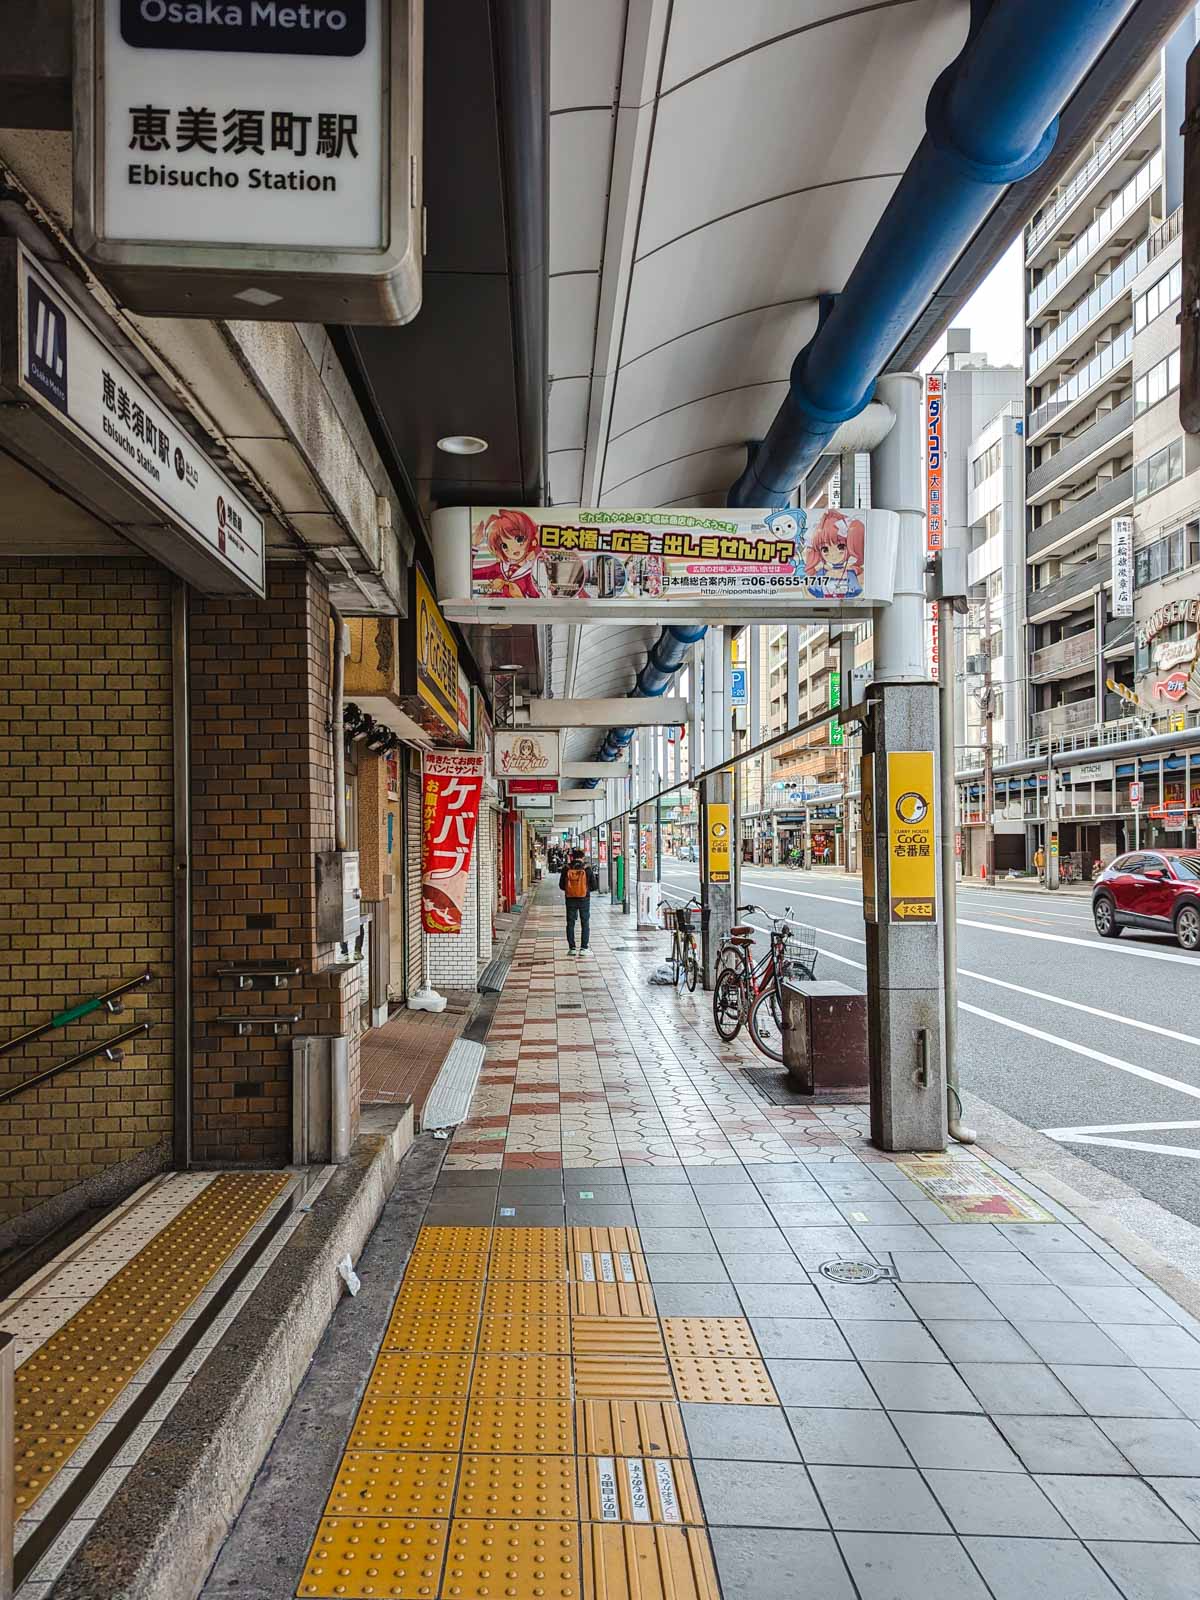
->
<box><xmin>73</xmin><ymin>0</ymin><xmax>422</xmax><ymax>323</ymax></box>
<box><xmin>431</xmin><ymin>505</ymin><xmax>901</xmax><ymax>624</ymax></box>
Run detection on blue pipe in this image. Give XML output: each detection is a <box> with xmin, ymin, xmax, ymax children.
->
<box><xmin>587</xmin><ymin>0</ymin><xmax>1134</xmax><ymax>776</ymax></box>
<box><xmin>729</xmin><ymin>0</ymin><xmax>1137</xmax><ymax>506</ymax></box>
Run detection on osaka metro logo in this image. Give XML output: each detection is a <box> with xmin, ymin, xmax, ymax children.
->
<box><xmin>26</xmin><ymin>278</ymin><xmax>68</xmax><ymax>415</ymax></box>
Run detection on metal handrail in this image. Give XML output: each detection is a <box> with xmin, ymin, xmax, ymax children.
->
<box><xmin>0</xmin><ymin>1023</ymin><xmax>151</xmax><ymax>1106</ymax></box>
<box><xmin>1</xmin><ymin>1331</ymin><xmax>11</xmax><ymax>1600</ymax></box>
<box><xmin>0</xmin><ymin>971</ymin><xmax>151</xmax><ymax>1058</ymax></box>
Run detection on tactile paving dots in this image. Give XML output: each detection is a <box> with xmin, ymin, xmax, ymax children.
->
<box><xmin>441</xmin><ymin>1518</ymin><xmax>581</xmax><ymax>1600</ymax></box>
<box><xmin>455</xmin><ymin>1453</ymin><xmax>578</xmax><ymax>1520</ymax></box>
<box><xmin>463</xmin><ymin>1397</ymin><xmax>575</xmax><ymax>1455</ymax></box>
<box><xmin>667</xmin><ymin>1357</ymin><xmax>778</xmax><ymax>1405</ymax></box>
<box><xmin>347</xmin><ymin>1397</ymin><xmax>467</xmax><ymax>1454</ymax></box>
<box><xmin>483</xmin><ymin>1281</ymin><xmax>569</xmax><ymax>1319</ymax></box>
<box><xmin>389</xmin><ymin>1282</ymin><xmax>482</xmax><ymax>1320</ymax></box>
<box><xmin>298</xmin><ymin>1516</ymin><xmax>447</xmax><ymax>1599</ymax></box>
<box><xmin>366</xmin><ymin>1353</ymin><xmax>473</xmax><ymax>1398</ymax></box>
<box><xmin>477</xmin><ymin>1312</ymin><xmax>571</xmax><ymax>1353</ymax></box>
<box><xmin>382</xmin><ymin>1312</ymin><xmax>480</xmax><ymax>1355</ymax></box>
<box><xmin>661</xmin><ymin>1318</ymin><xmax>760</xmax><ymax>1361</ymax></box>
<box><xmin>324</xmin><ymin>1453</ymin><xmax>457</xmax><ymax>1520</ymax></box>
<box><xmin>470</xmin><ymin>1353</ymin><xmax>572</xmax><ymax>1400</ymax></box>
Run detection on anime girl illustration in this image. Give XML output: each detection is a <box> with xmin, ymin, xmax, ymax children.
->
<box><xmin>471</xmin><ymin>508</ymin><xmax>543</xmax><ymax>598</ymax></box>
<box><xmin>802</xmin><ymin>508</ymin><xmax>865</xmax><ymax>599</ymax></box>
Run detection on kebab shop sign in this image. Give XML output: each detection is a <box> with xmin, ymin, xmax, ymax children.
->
<box><xmin>421</xmin><ymin>751</ymin><xmax>484</xmax><ymax>934</ymax></box>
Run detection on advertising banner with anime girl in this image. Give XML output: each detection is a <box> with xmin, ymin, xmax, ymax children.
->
<box><xmin>431</xmin><ymin>505</ymin><xmax>900</xmax><ymax>623</ymax></box>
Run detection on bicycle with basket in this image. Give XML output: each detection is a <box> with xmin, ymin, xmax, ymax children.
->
<box><xmin>711</xmin><ymin>904</ymin><xmax>818</xmax><ymax>1058</ymax></box>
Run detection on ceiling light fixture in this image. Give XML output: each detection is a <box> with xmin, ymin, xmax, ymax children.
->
<box><xmin>496</xmin><ymin>663</ymin><xmax>523</xmax><ymax>672</ymax></box>
<box><xmin>436</xmin><ymin>435</ymin><xmax>489</xmax><ymax>455</ymax></box>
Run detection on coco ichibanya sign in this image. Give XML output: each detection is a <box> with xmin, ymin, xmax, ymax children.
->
<box><xmin>74</xmin><ymin>1</ymin><xmax>421</xmax><ymax>322</ymax></box>
<box><xmin>17</xmin><ymin>246</ymin><xmax>264</xmax><ymax>594</ymax></box>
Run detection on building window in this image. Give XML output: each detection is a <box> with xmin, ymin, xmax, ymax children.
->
<box><xmin>1133</xmin><ymin>437</ymin><xmax>1184</xmax><ymax>500</ymax></box>
<box><xmin>1134</xmin><ymin>349</ymin><xmax>1181</xmax><ymax>416</ymax></box>
<box><xmin>1134</xmin><ymin>518</ymin><xmax>1200</xmax><ymax>589</ymax></box>
<box><xmin>1133</xmin><ymin>260</ymin><xmax>1182</xmax><ymax>332</ymax></box>
<box><xmin>971</xmin><ymin>440</ymin><xmax>1002</xmax><ymax>487</ymax></box>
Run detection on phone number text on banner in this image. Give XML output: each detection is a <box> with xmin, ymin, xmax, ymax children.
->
<box><xmin>421</xmin><ymin>751</ymin><xmax>485</xmax><ymax>934</ymax></box>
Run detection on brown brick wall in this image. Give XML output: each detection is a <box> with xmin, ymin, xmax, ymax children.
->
<box><xmin>0</xmin><ymin>561</ymin><xmax>174</xmax><ymax>1224</ymax></box>
<box><xmin>190</xmin><ymin>564</ymin><xmax>361</xmax><ymax>1165</ymax></box>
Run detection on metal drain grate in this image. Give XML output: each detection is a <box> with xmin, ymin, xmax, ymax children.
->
<box><xmin>819</xmin><ymin>1260</ymin><xmax>892</xmax><ymax>1284</ymax></box>
<box><xmin>742</xmin><ymin>1067</ymin><xmax>868</xmax><ymax>1107</ymax></box>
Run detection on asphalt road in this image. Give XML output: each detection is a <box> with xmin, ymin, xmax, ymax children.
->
<box><xmin>658</xmin><ymin>859</ymin><xmax>1200</xmax><ymax>1228</ymax></box>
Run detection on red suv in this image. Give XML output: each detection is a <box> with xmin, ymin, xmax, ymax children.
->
<box><xmin>1092</xmin><ymin>850</ymin><xmax>1200</xmax><ymax>951</ymax></box>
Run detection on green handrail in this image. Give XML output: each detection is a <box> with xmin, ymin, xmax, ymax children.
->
<box><xmin>0</xmin><ymin>972</ymin><xmax>151</xmax><ymax>1059</ymax></box>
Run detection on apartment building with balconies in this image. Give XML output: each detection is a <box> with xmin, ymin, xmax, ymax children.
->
<box><xmin>1022</xmin><ymin>34</ymin><xmax>1197</xmax><ymax>749</ymax></box>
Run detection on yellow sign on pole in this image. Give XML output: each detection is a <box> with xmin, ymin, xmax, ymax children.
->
<box><xmin>886</xmin><ymin>751</ymin><xmax>936</xmax><ymax>923</ymax></box>
<box><xmin>861</xmin><ymin>753</ymin><xmax>877</xmax><ymax>924</ymax></box>
<box><xmin>707</xmin><ymin>802</ymin><xmax>731</xmax><ymax>884</ymax></box>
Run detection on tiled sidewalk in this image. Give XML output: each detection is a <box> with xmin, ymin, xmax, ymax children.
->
<box><xmin>423</xmin><ymin>887</ymin><xmax>1200</xmax><ymax>1598</ymax></box>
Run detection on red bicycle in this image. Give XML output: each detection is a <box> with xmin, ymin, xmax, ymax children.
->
<box><xmin>712</xmin><ymin>904</ymin><xmax>815</xmax><ymax>1044</ymax></box>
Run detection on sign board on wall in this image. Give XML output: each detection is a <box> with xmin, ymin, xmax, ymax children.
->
<box><xmin>74</xmin><ymin>0</ymin><xmax>422</xmax><ymax>323</ymax></box>
<box><xmin>411</xmin><ymin>567</ymin><xmax>463</xmax><ymax>742</ymax></box>
<box><xmin>857</xmin><ymin>752</ymin><xmax>876</xmax><ymax>921</ymax></box>
<box><xmin>3</xmin><ymin>243</ymin><xmax>265</xmax><ymax>595</ymax></box>
<box><xmin>1111</xmin><ymin>517</ymin><xmax>1134</xmax><ymax>619</ymax></box>
<box><xmin>706</xmin><ymin>802</ymin><xmax>731</xmax><ymax>884</ymax></box>
<box><xmin>886</xmin><ymin>752</ymin><xmax>936</xmax><ymax>924</ymax></box>
<box><xmin>494</xmin><ymin>729</ymin><xmax>560</xmax><ymax>778</ymax></box>
<box><xmin>431</xmin><ymin>505</ymin><xmax>900</xmax><ymax>622</ymax></box>
<box><xmin>421</xmin><ymin>751</ymin><xmax>483</xmax><ymax>934</ymax></box>
<box><xmin>925</xmin><ymin>373</ymin><xmax>943</xmax><ymax>681</ymax></box>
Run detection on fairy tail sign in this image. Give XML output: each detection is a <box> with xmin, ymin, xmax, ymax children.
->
<box><xmin>430</xmin><ymin>505</ymin><xmax>900</xmax><ymax>623</ymax></box>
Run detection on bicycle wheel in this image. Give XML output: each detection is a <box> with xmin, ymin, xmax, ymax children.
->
<box><xmin>684</xmin><ymin>942</ymin><xmax>700</xmax><ymax>992</ymax></box>
<box><xmin>748</xmin><ymin>986</ymin><xmax>785</xmax><ymax>1062</ymax></box>
<box><xmin>712</xmin><ymin>968</ymin><xmax>746</xmax><ymax>1040</ymax></box>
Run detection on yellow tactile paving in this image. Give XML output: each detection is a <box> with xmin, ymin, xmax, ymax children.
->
<box><xmin>323</xmin><ymin>1452</ymin><xmax>457</xmax><ymax>1520</ymax></box>
<box><xmin>14</xmin><ymin>1171</ymin><xmax>287</xmax><ymax>1513</ymax></box>
<box><xmin>381</xmin><ymin>1311</ymin><xmax>480</xmax><ymax>1354</ymax></box>
<box><xmin>483</xmin><ymin>1279</ymin><xmax>570</xmax><ymax>1319</ymax></box>
<box><xmin>572</xmin><ymin>1280</ymin><xmax>658</xmax><ymax>1318</ymax></box>
<box><xmin>573</xmin><ymin>1354</ymin><xmax>675</xmax><ymax>1400</ymax></box>
<box><xmin>470</xmin><ymin>1353</ymin><xmax>573</xmax><ymax>1400</ymax></box>
<box><xmin>346</xmin><ymin>1396</ymin><xmax>467</xmax><ymax>1453</ymax></box>
<box><xmin>442</xmin><ymin>1518</ymin><xmax>582</xmax><ymax>1599</ymax></box>
<box><xmin>577</xmin><ymin>1455</ymin><xmax>704</xmax><ymax>1526</ymax></box>
<box><xmin>403</xmin><ymin>1227</ymin><xmax>492</xmax><ymax>1280</ymax></box>
<box><xmin>296</xmin><ymin>1220</ymin><xmax>731</xmax><ymax>1600</ymax></box>
<box><xmin>661</xmin><ymin>1317</ymin><xmax>760</xmax><ymax>1361</ymax></box>
<box><xmin>668</xmin><ymin>1357</ymin><xmax>778</xmax><ymax>1406</ymax></box>
<box><xmin>575</xmin><ymin>1401</ymin><xmax>689</xmax><ymax>1460</ymax></box>
<box><xmin>569</xmin><ymin>1228</ymin><xmax>648</xmax><ymax>1288</ymax></box>
<box><xmin>365</xmin><ymin>1353</ymin><xmax>473</xmax><ymax>1398</ymax></box>
<box><xmin>455</xmin><ymin>1453</ymin><xmax>579</xmax><ymax>1520</ymax></box>
<box><xmin>463</xmin><ymin>1397</ymin><xmax>575</xmax><ymax>1455</ymax></box>
<box><xmin>583</xmin><ymin>1523</ymin><xmax>721</xmax><ymax>1600</ymax></box>
<box><xmin>298</xmin><ymin>1516</ymin><xmax>447</xmax><ymax>1599</ymax></box>
<box><xmin>572</xmin><ymin>1316</ymin><xmax>666</xmax><ymax>1359</ymax></box>
<box><xmin>478</xmin><ymin>1312</ymin><xmax>571</xmax><ymax>1352</ymax></box>
<box><xmin>388</xmin><ymin>1281</ymin><xmax>483</xmax><ymax>1319</ymax></box>
<box><xmin>488</xmin><ymin>1228</ymin><xmax>569</xmax><ymax>1280</ymax></box>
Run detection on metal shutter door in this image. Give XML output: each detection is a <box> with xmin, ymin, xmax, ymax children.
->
<box><xmin>405</xmin><ymin>765</ymin><xmax>424</xmax><ymax>997</ymax></box>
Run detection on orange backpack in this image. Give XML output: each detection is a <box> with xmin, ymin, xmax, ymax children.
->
<box><xmin>565</xmin><ymin>864</ymin><xmax>589</xmax><ymax>897</ymax></box>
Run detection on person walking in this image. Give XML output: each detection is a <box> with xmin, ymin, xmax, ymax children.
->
<box><xmin>1034</xmin><ymin>844</ymin><xmax>1045</xmax><ymax>882</ymax></box>
<box><xmin>559</xmin><ymin>846</ymin><xmax>597</xmax><ymax>956</ymax></box>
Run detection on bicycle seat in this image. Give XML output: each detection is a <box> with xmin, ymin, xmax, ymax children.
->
<box><xmin>730</xmin><ymin>924</ymin><xmax>755</xmax><ymax>938</ymax></box>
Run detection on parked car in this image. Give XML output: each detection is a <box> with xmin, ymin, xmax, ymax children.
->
<box><xmin>1092</xmin><ymin>850</ymin><xmax>1200</xmax><ymax>952</ymax></box>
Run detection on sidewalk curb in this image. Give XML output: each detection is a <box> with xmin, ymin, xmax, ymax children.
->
<box><xmin>51</xmin><ymin>1105</ymin><xmax>415</xmax><ymax>1600</ymax></box>
<box><xmin>963</xmin><ymin>1088</ymin><xmax>1200</xmax><ymax>1325</ymax></box>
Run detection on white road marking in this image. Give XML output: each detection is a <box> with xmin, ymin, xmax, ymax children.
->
<box><xmin>959</xmin><ymin>917</ymin><xmax>1198</xmax><ymax>968</ymax></box>
<box><xmin>961</xmin><ymin>1003</ymin><xmax>1200</xmax><ymax>1104</ymax></box>
<box><xmin>958</xmin><ymin>969</ymin><xmax>1200</xmax><ymax>1052</ymax></box>
<box><xmin>1043</xmin><ymin>1119</ymin><xmax>1200</xmax><ymax>1135</ymax></box>
<box><xmin>1043</xmin><ymin>1132</ymin><xmax>1200</xmax><ymax>1161</ymax></box>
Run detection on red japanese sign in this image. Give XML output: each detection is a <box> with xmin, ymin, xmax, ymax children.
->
<box><xmin>505</xmin><ymin>777</ymin><xmax>559</xmax><ymax>794</ymax></box>
<box><xmin>421</xmin><ymin>751</ymin><xmax>485</xmax><ymax>934</ymax></box>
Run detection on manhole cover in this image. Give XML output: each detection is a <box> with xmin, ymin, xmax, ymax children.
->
<box><xmin>819</xmin><ymin>1260</ymin><xmax>890</xmax><ymax>1284</ymax></box>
